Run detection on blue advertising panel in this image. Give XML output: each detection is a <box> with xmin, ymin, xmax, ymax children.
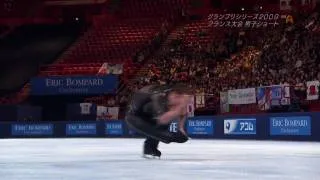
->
<box><xmin>270</xmin><ymin>116</ymin><xmax>311</xmax><ymax>136</ymax></box>
<box><xmin>31</xmin><ymin>75</ymin><xmax>118</xmax><ymax>95</ymax></box>
<box><xmin>224</xmin><ymin>118</ymin><xmax>256</xmax><ymax>135</ymax></box>
<box><xmin>187</xmin><ymin>118</ymin><xmax>214</xmax><ymax>135</ymax></box>
<box><xmin>66</xmin><ymin>123</ymin><xmax>97</xmax><ymax>136</ymax></box>
<box><xmin>105</xmin><ymin>121</ymin><xmax>123</xmax><ymax>135</ymax></box>
<box><xmin>11</xmin><ymin>124</ymin><xmax>54</xmax><ymax>136</ymax></box>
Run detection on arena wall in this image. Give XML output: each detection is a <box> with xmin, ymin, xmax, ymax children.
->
<box><xmin>0</xmin><ymin>112</ymin><xmax>319</xmax><ymax>141</ymax></box>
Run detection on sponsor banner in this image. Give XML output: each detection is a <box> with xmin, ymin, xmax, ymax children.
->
<box><xmin>224</xmin><ymin>118</ymin><xmax>256</xmax><ymax>135</ymax></box>
<box><xmin>228</xmin><ymin>88</ymin><xmax>256</xmax><ymax>104</ymax></box>
<box><xmin>105</xmin><ymin>121</ymin><xmax>123</xmax><ymax>135</ymax></box>
<box><xmin>66</xmin><ymin>123</ymin><xmax>97</xmax><ymax>136</ymax></box>
<box><xmin>208</xmin><ymin>13</ymin><xmax>280</xmax><ymax>28</ymax></box>
<box><xmin>11</xmin><ymin>124</ymin><xmax>54</xmax><ymax>136</ymax></box>
<box><xmin>31</xmin><ymin>75</ymin><xmax>118</xmax><ymax>95</ymax></box>
<box><xmin>220</xmin><ymin>92</ymin><xmax>229</xmax><ymax>113</ymax></box>
<box><xmin>306</xmin><ymin>81</ymin><xmax>319</xmax><ymax>100</ymax></box>
<box><xmin>187</xmin><ymin>119</ymin><xmax>214</xmax><ymax>135</ymax></box>
<box><xmin>270</xmin><ymin>116</ymin><xmax>311</xmax><ymax>136</ymax></box>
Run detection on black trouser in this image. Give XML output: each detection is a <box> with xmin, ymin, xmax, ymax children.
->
<box><xmin>144</xmin><ymin>123</ymin><xmax>172</xmax><ymax>149</ymax></box>
<box><xmin>125</xmin><ymin>114</ymin><xmax>187</xmax><ymax>144</ymax></box>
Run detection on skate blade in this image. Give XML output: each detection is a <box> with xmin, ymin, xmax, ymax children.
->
<box><xmin>142</xmin><ymin>154</ymin><xmax>161</xmax><ymax>159</ymax></box>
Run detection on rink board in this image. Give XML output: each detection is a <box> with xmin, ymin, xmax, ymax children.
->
<box><xmin>0</xmin><ymin>112</ymin><xmax>319</xmax><ymax>141</ymax></box>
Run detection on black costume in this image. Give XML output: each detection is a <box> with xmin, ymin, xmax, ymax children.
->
<box><xmin>125</xmin><ymin>85</ymin><xmax>188</xmax><ymax>157</ymax></box>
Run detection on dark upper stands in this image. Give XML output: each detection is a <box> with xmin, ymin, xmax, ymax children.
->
<box><xmin>0</xmin><ymin>24</ymin><xmax>83</xmax><ymax>93</ymax></box>
<box><xmin>0</xmin><ymin>0</ymin><xmax>186</xmax><ymax>105</ymax></box>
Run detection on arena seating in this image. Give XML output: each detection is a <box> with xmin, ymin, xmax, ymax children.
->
<box><xmin>0</xmin><ymin>24</ymin><xmax>83</xmax><ymax>104</ymax></box>
<box><xmin>38</xmin><ymin>0</ymin><xmax>187</xmax><ymax>77</ymax></box>
<box><xmin>1</xmin><ymin>0</ymin><xmax>320</xmax><ymax>116</ymax></box>
<box><xmin>65</xmin><ymin>19</ymin><xmax>163</xmax><ymax>62</ymax></box>
<box><xmin>0</xmin><ymin>17</ymin><xmax>165</xmax><ymax>103</ymax></box>
<box><xmin>0</xmin><ymin>0</ymin><xmax>187</xmax><ymax>106</ymax></box>
<box><xmin>37</xmin><ymin>18</ymin><xmax>168</xmax><ymax>77</ymax></box>
<box><xmin>66</xmin><ymin>0</ymin><xmax>187</xmax><ymax>106</ymax></box>
<box><xmin>180</xmin><ymin>20</ymin><xmax>224</xmax><ymax>46</ymax></box>
<box><xmin>126</xmin><ymin>8</ymin><xmax>320</xmax><ymax>114</ymax></box>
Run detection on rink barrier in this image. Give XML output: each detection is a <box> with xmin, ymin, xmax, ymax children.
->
<box><xmin>0</xmin><ymin>112</ymin><xmax>319</xmax><ymax>141</ymax></box>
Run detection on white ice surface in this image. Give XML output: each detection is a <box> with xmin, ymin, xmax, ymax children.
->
<box><xmin>0</xmin><ymin>138</ymin><xmax>320</xmax><ymax>180</ymax></box>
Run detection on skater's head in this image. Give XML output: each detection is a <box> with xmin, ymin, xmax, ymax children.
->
<box><xmin>167</xmin><ymin>83</ymin><xmax>193</xmax><ymax>107</ymax></box>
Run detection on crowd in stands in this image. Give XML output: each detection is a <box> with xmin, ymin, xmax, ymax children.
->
<box><xmin>1</xmin><ymin>1</ymin><xmax>319</xmax><ymax>116</ymax></box>
<box><xmin>126</xmin><ymin>11</ymin><xmax>320</xmax><ymax>111</ymax></box>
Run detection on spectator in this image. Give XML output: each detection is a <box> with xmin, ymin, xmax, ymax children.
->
<box><xmin>125</xmin><ymin>11</ymin><xmax>320</xmax><ymax>113</ymax></box>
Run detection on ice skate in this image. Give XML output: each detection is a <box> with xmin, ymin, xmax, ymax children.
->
<box><xmin>142</xmin><ymin>149</ymin><xmax>161</xmax><ymax>159</ymax></box>
<box><xmin>142</xmin><ymin>140</ymin><xmax>161</xmax><ymax>159</ymax></box>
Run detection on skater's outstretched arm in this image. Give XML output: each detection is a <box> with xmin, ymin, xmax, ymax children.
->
<box><xmin>157</xmin><ymin>104</ymin><xmax>184</xmax><ymax>124</ymax></box>
<box><xmin>178</xmin><ymin>113</ymin><xmax>187</xmax><ymax>136</ymax></box>
<box><xmin>157</xmin><ymin>94</ymin><xmax>191</xmax><ymax>125</ymax></box>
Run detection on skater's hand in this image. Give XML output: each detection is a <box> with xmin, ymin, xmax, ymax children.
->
<box><xmin>157</xmin><ymin>103</ymin><xmax>184</xmax><ymax>125</ymax></box>
<box><xmin>157</xmin><ymin>116</ymin><xmax>170</xmax><ymax>125</ymax></box>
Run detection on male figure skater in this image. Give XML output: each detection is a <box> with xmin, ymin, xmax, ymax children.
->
<box><xmin>125</xmin><ymin>84</ymin><xmax>191</xmax><ymax>158</ymax></box>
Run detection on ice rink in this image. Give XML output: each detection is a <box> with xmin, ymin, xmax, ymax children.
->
<box><xmin>0</xmin><ymin>138</ymin><xmax>320</xmax><ymax>180</ymax></box>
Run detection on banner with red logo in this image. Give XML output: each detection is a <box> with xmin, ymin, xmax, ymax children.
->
<box><xmin>306</xmin><ymin>81</ymin><xmax>319</xmax><ymax>100</ymax></box>
<box><xmin>96</xmin><ymin>106</ymin><xmax>119</xmax><ymax>120</ymax></box>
